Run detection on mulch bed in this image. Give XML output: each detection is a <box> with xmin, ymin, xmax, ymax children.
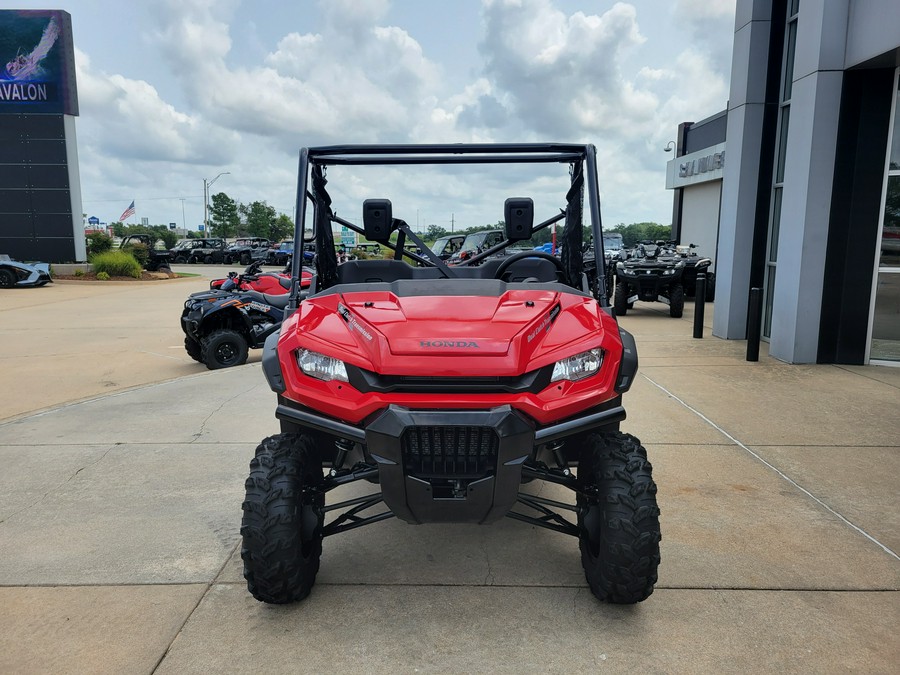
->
<box><xmin>53</xmin><ymin>271</ymin><xmax>180</xmax><ymax>281</ymax></box>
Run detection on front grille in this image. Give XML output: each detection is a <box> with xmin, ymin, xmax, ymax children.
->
<box><xmin>401</xmin><ymin>426</ymin><xmax>499</xmax><ymax>479</ymax></box>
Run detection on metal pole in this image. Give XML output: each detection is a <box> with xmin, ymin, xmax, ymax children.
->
<box><xmin>203</xmin><ymin>179</ymin><xmax>208</xmax><ymax>233</ymax></box>
<box><xmin>746</xmin><ymin>287</ymin><xmax>763</xmax><ymax>361</ymax></box>
<box><xmin>693</xmin><ymin>273</ymin><xmax>706</xmax><ymax>339</ymax></box>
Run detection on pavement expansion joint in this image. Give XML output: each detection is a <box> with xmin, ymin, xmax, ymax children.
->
<box><xmin>640</xmin><ymin>373</ymin><xmax>900</xmax><ymax>563</ymax></box>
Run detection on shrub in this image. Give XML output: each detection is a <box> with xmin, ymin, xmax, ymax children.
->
<box><xmin>90</xmin><ymin>250</ymin><xmax>142</xmax><ymax>279</ymax></box>
<box><xmin>74</xmin><ymin>268</ymin><xmax>85</xmax><ymax>277</ymax></box>
<box><xmin>122</xmin><ymin>241</ymin><xmax>150</xmax><ymax>268</ymax></box>
<box><xmin>86</xmin><ymin>232</ymin><xmax>113</xmax><ymax>257</ymax></box>
<box><xmin>96</xmin><ymin>271</ymin><xmax>110</xmax><ymax>281</ymax></box>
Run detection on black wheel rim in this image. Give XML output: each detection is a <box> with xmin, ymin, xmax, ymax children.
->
<box><xmin>214</xmin><ymin>340</ymin><xmax>240</xmax><ymax>365</ymax></box>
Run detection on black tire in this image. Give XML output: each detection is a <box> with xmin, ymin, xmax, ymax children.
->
<box><xmin>241</xmin><ymin>433</ymin><xmax>324</xmax><ymax>604</ymax></box>
<box><xmin>204</xmin><ymin>255</ymin><xmax>214</xmax><ymax>264</ymax></box>
<box><xmin>174</xmin><ymin>255</ymin><xmax>187</xmax><ymax>264</ymax></box>
<box><xmin>241</xmin><ymin>253</ymin><xmax>252</xmax><ymax>266</ymax></box>
<box><xmin>0</xmin><ymin>268</ymin><xmax>17</xmax><ymax>288</ymax></box>
<box><xmin>669</xmin><ymin>283</ymin><xmax>684</xmax><ymax>318</ymax></box>
<box><xmin>577</xmin><ymin>432</ymin><xmax>661</xmax><ymax>604</ymax></box>
<box><xmin>184</xmin><ymin>336</ymin><xmax>203</xmax><ymax>362</ymax></box>
<box><xmin>613</xmin><ymin>279</ymin><xmax>629</xmax><ymax>316</ymax></box>
<box><xmin>201</xmin><ymin>329</ymin><xmax>248</xmax><ymax>369</ymax></box>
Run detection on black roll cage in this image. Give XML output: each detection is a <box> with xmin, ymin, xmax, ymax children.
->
<box><xmin>288</xmin><ymin>143</ymin><xmax>610</xmax><ymax>311</ymax></box>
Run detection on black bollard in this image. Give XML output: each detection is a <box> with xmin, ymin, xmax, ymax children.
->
<box><xmin>746</xmin><ymin>287</ymin><xmax>763</xmax><ymax>362</ymax></box>
<box><xmin>693</xmin><ymin>273</ymin><xmax>706</xmax><ymax>339</ymax></box>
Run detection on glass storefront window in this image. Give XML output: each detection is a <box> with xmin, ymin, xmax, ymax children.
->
<box><xmin>870</xmin><ymin>272</ymin><xmax>900</xmax><ymax>361</ymax></box>
<box><xmin>881</xmin><ymin>175</ymin><xmax>900</xmax><ymax>268</ymax></box>
<box><xmin>871</xmin><ymin>71</ymin><xmax>900</xmax><ymax>363</ymax></box>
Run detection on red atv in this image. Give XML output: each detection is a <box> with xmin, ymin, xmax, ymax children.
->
<box><xmin>210</xmin><ymin>261</ymin><xmax>312</xmax><ymax>294</ymax></box>
<box><xmin>240</xmin><ymin>144</ymin><xmax>660</xmax><ymax>606</ymax></box>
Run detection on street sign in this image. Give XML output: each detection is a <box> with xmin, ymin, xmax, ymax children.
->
<box><xmin>341</xmin><ymin>226</ymin><xmax>356</xmax><ymax>248</ymax></box>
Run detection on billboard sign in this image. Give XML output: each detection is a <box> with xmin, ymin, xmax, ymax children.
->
<box><xmin>0</xmin><ymin>10</ymin><xmax>78</xmax><ymax>115</ymax></box>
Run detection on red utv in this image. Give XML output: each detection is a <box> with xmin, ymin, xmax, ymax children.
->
<box><xmin>240</xmin><ymin>144</ymin><xmax>660</xmax><ymax>606</ymax></box>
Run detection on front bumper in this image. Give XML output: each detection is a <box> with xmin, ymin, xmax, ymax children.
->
<box><xmin>275</xmin><ymin>399</ymin><xmax>625</xmax><ymax>525</ymax></box>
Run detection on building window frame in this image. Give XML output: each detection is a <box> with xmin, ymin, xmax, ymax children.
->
<box><xmin>866</xmin><ymin>66</ymin><xmax>900</xmax><ymax>366</ymax></box>
<box><xmin>763</xmin><ymin>2</ymin><xmax>799</xmax><ymax>340</ymax></box>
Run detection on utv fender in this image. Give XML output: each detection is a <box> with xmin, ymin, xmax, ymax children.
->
<box><xmin>615</xmin><ymin>327</ymin><xmax>638</xmax><ymax>393</ymax></box>
<box><xmin>262</xmin><ymin>330</ymin><xmax>286</xmax><ymax>394</ymax></box>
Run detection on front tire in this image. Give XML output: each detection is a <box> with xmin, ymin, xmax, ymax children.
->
<box><xmin>613</xmin><ymin>279</ymin><xmax>629</xmax><ymax>316</ymax></box>
<box><xmin>184</xmin><ymin>336</ymin><xmax>203</xmax><ymax>362</ymax></box>
<box><xmin>241</xmin><ymin>433</ymin><xmax>324</xmax><ymax>604</ymax></box>
<box><xmin>577</xmin><ymin>432</ymin><xmax>660</xmax><ymax>604</ymax></box>
<box><xmin>669</xmin><ymin>283</ymin><xmax>684</xmax><ymax>318</ymax></box>
<box><xmin>0</xmin><ymin>268</ymin><xmax>17</xmax><ymax>288</ymax></box>
<box><xmin>201</xmin><ymin>329</ymin><xmax>248</xmax><ymax>369</ymax></box>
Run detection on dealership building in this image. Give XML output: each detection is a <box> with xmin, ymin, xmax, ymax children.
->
<box><xmin>667</xmin><ymin>0</ymin><xmax>900</xmax><ymax>365</ymax></box>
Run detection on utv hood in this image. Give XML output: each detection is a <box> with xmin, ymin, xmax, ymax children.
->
<box><xmin>287</xmin><ymin>287</ymin><xmax>612</xmax><ymax>377</ymax></box>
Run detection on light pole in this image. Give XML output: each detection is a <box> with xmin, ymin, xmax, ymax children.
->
<box><xmin>203</xmin><ymin>171</ymin><xmax>230</xmax><ymax>234</ymax></box>
<box><xmin>664</xmin><ymin>140</ymin><xmax>677</xmax><ymax>154</ymax></box>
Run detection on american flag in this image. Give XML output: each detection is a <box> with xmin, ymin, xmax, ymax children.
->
<box><xmin>119</xmin><ymin>200</ymin><xmax>135</xmax><ymax>221</ymax></box>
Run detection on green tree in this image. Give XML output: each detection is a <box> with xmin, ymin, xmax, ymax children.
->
<box><xmin>111</xmin><ymin>221</ymin><xmax>126</xmax><ymax>237</ymax></box>
<box><xmin>209</xmin><ymin>192</ymin><xmax>240</xmax><ymax>238</ymax></box>
<box><xmin>425</xmin><ymin>224</ymin><xmax>448</xmax><ymax>241</ymax></box>
<box><xmin>85</xmin><ymin>231</ymin><xmax>113</xmax><ymax>257</ymax></box>
<box><xmin>611</xmin><ymin>222</ymin><xmax>672</xmax><ymax>247</ymax></box>
<box><xmin>241</xmin><ymin>201</ymin><xmax>278</xmax><ymax>239</ymax></box>
<box><xmin>272</xmin><ymin>213</ymin><xmax>294</xmax><ymax>242</ymax></box>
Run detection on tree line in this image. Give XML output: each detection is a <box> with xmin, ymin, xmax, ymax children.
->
<box><xmin>208</xmin><ymin>193</ymin><xmax>293</xmax><ymax>241</ymax></box>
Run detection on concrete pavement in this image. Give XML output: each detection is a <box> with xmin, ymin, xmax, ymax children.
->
<box><xmin>0</xmin><ymin>273</ymin><xmax>898</xmax><ymax>673</ymax></box>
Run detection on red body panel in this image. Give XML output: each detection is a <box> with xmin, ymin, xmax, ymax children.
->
<box><xmin>277</xmin><ymin>288</ymin><xmax>624</xmax><ymax>426</ymax></box>
<box><xmin>210</xmin><ymin>270</ymin><xmax>311</xmax><ymax>293</ymax></box>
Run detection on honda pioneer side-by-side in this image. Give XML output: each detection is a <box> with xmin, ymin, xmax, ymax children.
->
<box><xmin>241</xmin><ymin>144</ymin><xmax>660</xmax><ymax>606</ymax></box>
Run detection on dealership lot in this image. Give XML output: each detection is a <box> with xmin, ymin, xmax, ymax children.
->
<box><xmin>0</xmin><ymin>274</ymin><xmax>898</xmax><ymax>673</ymax></box>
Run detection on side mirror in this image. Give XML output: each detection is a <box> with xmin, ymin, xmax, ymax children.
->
<box><xmin>363</xmin><ymin>199</ymin><xmax>393</xmax><ymax>242</ymax></box>
<box><xmin>504</xmin><ymin>198</ymin><xmax>533</xmax><ymax>241</ymax></box>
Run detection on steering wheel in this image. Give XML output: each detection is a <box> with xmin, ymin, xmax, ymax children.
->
<box><xmin>493</xmin><ymin>251</ymin><xmax>566</xmax><ymax>282</ymax></box>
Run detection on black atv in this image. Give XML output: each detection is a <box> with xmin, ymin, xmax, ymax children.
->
<box><xmin>614</xmin><ymin>241</ymin><xmax>685</xmax><ymax>318</ymax></box>
<box><xmin>180</xmin><ymin>268</ymin><xmax>291</xmax><ymax>369</ymax></box>
<box><xmin>671</xmin><ymin>243</ymin><xmax>715</xmax><ymax>302</ymax></box>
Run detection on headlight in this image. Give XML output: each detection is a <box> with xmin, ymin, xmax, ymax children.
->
<box><xmin>296</xmin><ymin>348</ymin><xmax>349</xmax><ymax>382</ymax></box>
<box><xmin>551</xmin><ymin>348</ymin><xmax>604</xmax><ymax>383</ymax></box>
<box><xmin>662</xmin><ymin>268</ymin><xmax>676</xmax><ymax>275</ymax></box>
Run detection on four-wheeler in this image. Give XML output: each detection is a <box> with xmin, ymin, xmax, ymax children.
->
<box><xmin>119</xmin><ymin>234</ymin><xmax>173</xmax><ymax>272</ymax></box>
<box><xmin>210</xmin><ymin>261</ymin><xmax>313</xmax><ymax>294</ymax></box>
<box><xmin>181</xmin><ymin>267</ymin><xmax>292</xmax><ymax>369</ymax></box>
<box><xmin>614</xmin><ymin>240</ymin><xmax>685</xmax><ymax>318</ymax></box>
<box><xmin>240</xmin><ymin>144</ymin><xmax>660</xmax><ymax>606</ymax></box>
<box><xmin>224</xmin><ymin>237</ymin><xmax>273</xmax><ymax>266</ymax></box>
<box><xmin>0</xmin><ymin>254</ymin><xmax>52</xmax><ymax>288</ymax></box>
<box><xmin>671</xmin><ymin>243</ymin><xmax>715</xmax><ymax>302</ymax></box>
<box><xmin>267</xmin><ymin>240</ymin><xmax>294</xmax><ymax>266</ymax></box>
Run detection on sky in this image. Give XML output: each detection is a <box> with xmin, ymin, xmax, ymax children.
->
<box><xmin>11</xmin><ymin>0</ymin><xmax>736</xmax><ymax>233</ymax></box>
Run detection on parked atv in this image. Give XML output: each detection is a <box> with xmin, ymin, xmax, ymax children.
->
<box><xmin>614</xmin><ymin>240</ymin><xmax>686</xmax><ymax>317</ymax></box>
<box><xmin>209</xmin><ymin>261</ymin><xmax>313</xmax><ymax>294</ymax></box>
<box><xmin>240</xmin><ymin>144</ymin><xmax>660</xmax><ymax>607</ymax></box>
<box><xmin>181</xmin><ymin>269</ymin><xmax>291</xmax><ymax>369</ymax></box>
<box><xmin>671</xmin><ymin>243</ymin><xmax>715</xmax><ymax>302</ymax></box>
